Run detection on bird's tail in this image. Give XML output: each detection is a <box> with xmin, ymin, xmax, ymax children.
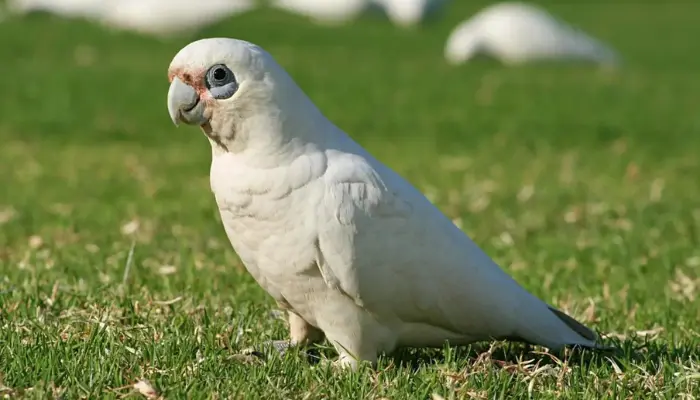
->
<box><xmin>548</xmin><ymin>306</ymin><xmax>597</xmax><ymax>342</ymax></box>
<box><xmin>568</xmin><ymin>30</ymin><xmax>621</xmax><ymax>67</ymax></box>
<box><xmin>546</xmin><ymin>305</ymin><xmax>615</xmax><ymax>351</ymax></box>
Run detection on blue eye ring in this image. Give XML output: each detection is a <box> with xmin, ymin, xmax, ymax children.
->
<box><xmin>205</xmin><ymin>64</ymin><xmax>238</xmax><ymax>99</ymax></box>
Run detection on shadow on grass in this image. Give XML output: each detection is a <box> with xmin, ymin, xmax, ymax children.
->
<box><xmin>384</xmin><ymin>336</ymin><xmax>700</xmax><ymax>373</ymax></box>
<box><xmin>241</xmin><ymin>313</ymin><xmax>697</xmax><ymax>373</ymax></box>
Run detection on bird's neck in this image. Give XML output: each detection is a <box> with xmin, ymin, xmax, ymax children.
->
<box><xmin>206</xmin><ymin>69</ymin><xmax>338</xmax><ymax>164</ymax></box>
<box><xmin>208</xmin><ymin>103</ymin><xmax>333</xmax><ymax>168</ymax></box>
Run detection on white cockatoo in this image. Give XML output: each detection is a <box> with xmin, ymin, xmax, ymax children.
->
<box><xmin>6</xmin><ymin>0</ymin><xmax>107</xmax><ymax>20</ymax></box>
<box><xmin>100</xmin><ymin>0</ymin><xmax>256</xmax><ymax>37</ymax></box>
<box><xmin>7</xmin><ymin>0</ymin><xmax>255</xmax><ymax>37</ymax></box>
<box><xmin>445</xmin><ymin>2</ymin><xmax>620</xmax><ymax>66</ymax></box>
<box><xmin>166</xmin><ymin>38</ymin><xmax>608</xmax><ymax>369</ymax></box>
<box><xmin>371</xmin><ymin>0</ymin><xmax>448</xmax><ymax>27</ymax></box>
<box><xmin>271</xmin><ymin>0</ymin><xmax>369</xmax><ymax>25</ymax></box>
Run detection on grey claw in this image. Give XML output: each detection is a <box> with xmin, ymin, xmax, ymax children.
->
<box><xmin>242</xmin><ymin>340</ymin><xmax>320</xmax><ymax>363</ymax></box>
<box><xmin>268</xmin><ymin>340</ymin><xmax>294</xmax><ymax>356</ymax></box>
<box><xmin>242</xmin><ymin>340</ymin><xmax>294</xmax><ymax>359</ymax></box>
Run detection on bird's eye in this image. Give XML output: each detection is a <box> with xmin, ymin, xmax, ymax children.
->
<box><xmin>205</xmin><ymin>64</ymin><xmax>238</xmax><ymax>100</ymax></box>
<box><xmin>212</xmin><ymin>67</ymin><xmax>227</xmax><ymax>82</ymax></box>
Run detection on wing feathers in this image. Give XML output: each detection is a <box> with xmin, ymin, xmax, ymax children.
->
<box><xmin>548</xmin><ymin>306</ymin><xmax>597</xmax><ymax>342</ymax></box>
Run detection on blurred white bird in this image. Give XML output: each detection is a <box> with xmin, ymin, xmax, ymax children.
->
<box><xmin>166</xmin><ymin>37</ymin><xmax>609</xmax><ymax>369</ymax></box>
<box><xmin>102</xmin><ymin>0</ymin><xmax>256</xmax><ymax>37</ymax></box>
<box><xmin>371</xmin><ymin>0</ymin><xmax>448</xmax><ymax>27</ymax></box>
<box><xmin>270</xmin><ymin>0</ymin><xmax>447</xmax><ymax>27</ymax></box>
<box><xmin>445</xmin><ymin>2</ymin><xmax>620</xmax><ymax>66</ymax></box>
<box><xmin>8</xmin><ymin>0</ymin><xmax>256</xmax><ymax>37</ymax></box>
<box><xmin>271</xmin><ymin>0</ymin><xmax>369</xmax><ymax>25</ymax></box>
<box><xmin>7</xmin><ymin>0</ymin><xmax>106</xmax><ymax>19</ymax></box>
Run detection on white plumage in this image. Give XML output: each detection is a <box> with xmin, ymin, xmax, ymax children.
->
<box><xmin>371</xmin><ymin>0</ymin><xmax>448</xmax><ymax>27</ymax></box>
<box><xmin>166</xmin><ymin>37</ymin><xmax>607</xmax><ymax>369</ymax></box>
<box><xmin>271</xmin><ymin>0</ymin><xmax>369</xmax><ymax>25</ymax></box>
<box><xmin>445</xmin><ymin>2</ymin><xmax>620</xmax><ymax>66</ymax></box>
<box><xmin>7</xmin><ymin>0</ymin><xmax>255</xmax><ymax>37</ymax></box>
<box><xmin>7</xmin><ymin>0</ymin><xmax>106</xmax><ymax>20</ymax></box>
<box><xmin>270</xmin><ymin>0</ymin><xmax>447</xmax><ymax>27</ymax></box>
<box><xmin>101</xmin><ymin>0</ymin><xmax>256</xmax><ymax>37</ymax></box>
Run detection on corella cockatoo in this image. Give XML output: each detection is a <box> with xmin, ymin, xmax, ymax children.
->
<box><xmin>7</xmin><ymin>0</ymin><xmax>255</xmax><ymax>37</ymax></box>
<box><xmin>166</xmin><ymin>38</ymin><xmax>607</xmax><ymax>369</ymax></box>
<box><xmin>271</xmin><ymin>0</ymin><xmax>369</xmax><ymax>25</ymax></box>
<box><xmin>6</xmin><ymin>0</ymin><xmax>107</xmax><ymax>20</ymax></box>
<box><xmin>101</xmin><ymin>0</ymin><xmax>256</xmax><ymax>37</ymax></box>
<box><xmin>371</xmin><ymin>0</ymin><xmax>448</xmax><ymax>27</ymax></box>
<box><xmin>445</xmin><ymin>2</ymin><xmax>620</xmax><ymax>66</ymax></box>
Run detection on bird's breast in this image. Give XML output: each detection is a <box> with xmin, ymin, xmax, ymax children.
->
<box><xmin>209</xmin><ymin>150</ymin><xmax>327</xmax><ymax>220</ymax></box>
<box><xmin>208</xmin><ymin>150</ymin><xmax>328</xmax><ymax>279</ymax></box>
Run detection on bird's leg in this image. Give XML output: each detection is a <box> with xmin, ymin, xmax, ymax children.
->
<box><xmin>288</xmin><ymin>310</ymin><xmax>325</xmax><ymax>346</ymax></box>
<box><xmin>320</xmin><ymin>325</ymin><xmax>381</xmax><ymax>371</ymax></box>
<box><xmin>258</xmin><ymin>310</ymin><xmax>324</xmax><ymax>358</ymax></box>
<box><xmin>324</xmin><ymin>340</ymin><xmax>378</xmax><ymax>371</ymax></box>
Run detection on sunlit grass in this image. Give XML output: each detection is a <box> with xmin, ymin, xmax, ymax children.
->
<box><xmin>0</xmin><ymin>1</ymin><xmax>699</xmax><ymax>398</ymax></box>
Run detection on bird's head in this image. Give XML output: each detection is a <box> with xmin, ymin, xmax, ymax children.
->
<box><xmin>383</xmin><ymin>0</ymin><xmax>432</xmax><ymax>28</ymax></box>
<box><xmin>444</xmin><ymin>23</ymin><xmax>484</xmax><ymax>65</ymax></box>
<box><xmin>167</xmin><ymin>37</ymin><xmax>310</xmax><ymax>152</ymax></box>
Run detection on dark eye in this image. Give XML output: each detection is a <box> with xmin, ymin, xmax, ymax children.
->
<box><xmin>212</xmin><ymin>67</ymin><xmax>227</xmax><ymax>82</ymax></box>
<box><xmin>205</xmin><ymin>64</ymin><xmax>238</xmax><ymax>99</ymax></box>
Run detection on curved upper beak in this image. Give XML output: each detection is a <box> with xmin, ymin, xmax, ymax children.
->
<box><xmin>167</xmin><ymin>77</ymin><xmax>207</xmax><ymax>126</ymax></box>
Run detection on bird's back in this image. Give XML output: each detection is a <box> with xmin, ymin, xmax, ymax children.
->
<box><xmin>318</xmin><ymin>129</ymin><xmax>597</xmax><ymax>349</ymax></box>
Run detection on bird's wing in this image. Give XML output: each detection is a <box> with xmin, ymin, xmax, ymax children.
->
<box><xmin>315</xmin><ymin>146</ymin><xmax>599</xmax><ymax>347</ymax></box>
<box><xmin>559</xmin><ymin>26</ymin><xmax>621</xmax><ymax>65</ymax></box>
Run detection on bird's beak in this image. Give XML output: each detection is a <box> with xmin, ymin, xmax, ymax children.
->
<box><xmin>167</xmin><ymin>77</ymin><xmax>207</xmax><ymax>127</ymax></box>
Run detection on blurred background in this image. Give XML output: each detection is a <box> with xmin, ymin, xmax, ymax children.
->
<box><xmin>2</xmin><ymin>0</ymin><xmax>700</xmax><ymax>332</ymax></box>
<box><xmin>0</xmin><ymin>0</ymin><xmax>699</xmax><ymax>396</ymax></box>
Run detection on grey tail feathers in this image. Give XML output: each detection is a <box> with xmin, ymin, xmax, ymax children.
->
<box><xmin>548</xmin><ymin>306</ymin><xmax>598</xmax><ymax>343</ymax></box>
<box><xmin>549</xmin><ymin>306</ymin><xmax>620</xmax><ymax>353</ymax></box>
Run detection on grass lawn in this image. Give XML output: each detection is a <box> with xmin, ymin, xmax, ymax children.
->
<box><xmin>1</xmin><ymin>1</ymin><xmax>699</xmax><ymax>398</ymax></box>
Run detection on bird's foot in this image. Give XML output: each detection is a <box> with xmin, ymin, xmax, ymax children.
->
<box><xmin>266</xmin><ymin>339</ymin><xmax>296</xmax><ymax>356</ymax></box>
<box><xmin>242</xmin><ymin>339</ymin><xmax>295</xmax><ymax>358</ymax></box>
<box><xmin>313</xmin><ymin>358</ymin><xmax>347</xmax><ymax>371</ymax></box>
<box><xmin>242</xmin><ymin>339</ymin><xmax>320</xmax><ymax>363</ymax></box>
<box><xmin>313</xmin><ymin>352</ymin><xmax>372</xmax><ymax>371</ymax></box>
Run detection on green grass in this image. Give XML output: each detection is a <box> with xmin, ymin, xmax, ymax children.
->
<box><xmin>1</xmin><ymin>1</ymin><xmax>700</xmax><ymax>398</ymax></box>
